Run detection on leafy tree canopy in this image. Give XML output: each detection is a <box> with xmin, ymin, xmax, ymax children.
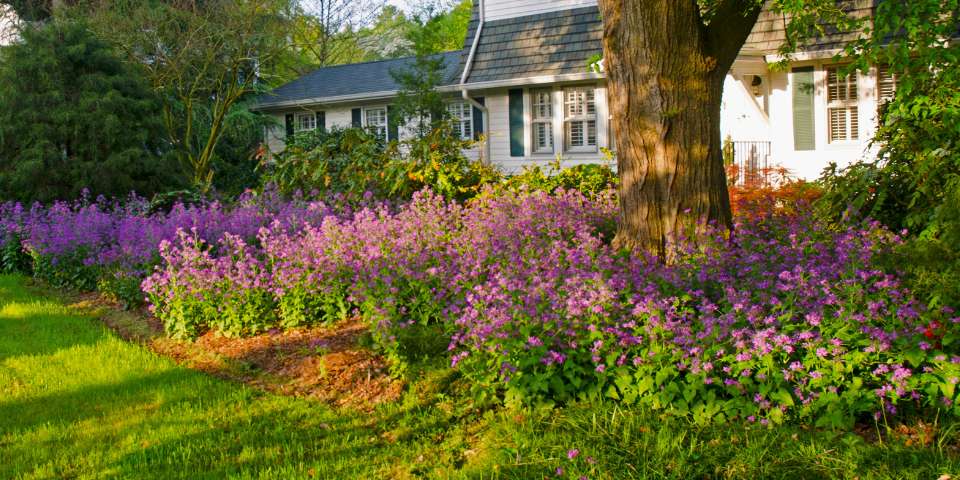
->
<box><xmin>0</xmin><ymin>19</ymin><xmax>181</xmax><ymax>203</ymax></box>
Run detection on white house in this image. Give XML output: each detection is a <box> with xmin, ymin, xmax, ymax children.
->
<box><xmin>255</xmin><ymin>0</ymin><xmax>891</xmax><ymax>181</ymax></box>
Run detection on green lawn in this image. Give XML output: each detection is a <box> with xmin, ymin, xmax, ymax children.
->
<box><xmin>1</xmin><ymin>274</ymin><xmax>959</xmax><ymax>479</ymax></box>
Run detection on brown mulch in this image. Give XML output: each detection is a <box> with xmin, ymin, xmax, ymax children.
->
<box><xmin>157</xmin><ymin>321</ymin><xmax>404</xmax><ymax>409</ymax></box>
<box><xmin>59</xmin><ymin>286</ymin><xmax>403</xmax><ymax>410</ymax></box>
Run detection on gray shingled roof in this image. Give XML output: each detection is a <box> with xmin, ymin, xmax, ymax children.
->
<box><xmin>257</xmin><ymin>50</ymin><xmax>465</xmax><ymax>109</ymax></box>
<box><xmin>462</xmin><ymin>6</ymin><xmax>603</xmax><ymax>84</ymax></box>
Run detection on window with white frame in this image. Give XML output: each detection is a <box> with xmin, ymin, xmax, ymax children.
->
<box><xmin>564</xmin><ymin>86</ymin><xmax>597</xmax><ymax>151</ymax></box>
<box><xmin>531</xmin><ymin>88</ymin><xmax>554</xmax><ymax>154</ymax></box>
<box><xmin>878</xmin><ymin>65</ymin><xmax>898</xmax><ymax>102</ymax></box>
<box><xmin>447</xmin><ymin>101</ymin><xmax>473</xmax><ymax>140</ymax></box>
<box><xmin>296</xmin><ymin>112</ymin><xmax>316</xmax><ymax>132</ymax></box>
<box><xmin>826</xmin><ymin>66</ymin><xmax>859</xmax><ymax>143</ymax></box>
<box><xmin>364</xmin><ymin>107</ymin><xmax>388</xmax><ymax>141</ymax></box>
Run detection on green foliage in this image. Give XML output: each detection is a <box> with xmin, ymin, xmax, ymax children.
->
<box><xmin>147</xmin><ymin>190</ymin><xmax>205</xmax><ymax>215</ymax></box>
<box><xmin>349</xmin><ymin>1</ymin><xmax>472</xmax><ymax>61</ymax></box>
<box><xmin>3</xmin><ymin>0</ymin><xmax>59</xmax><ymax>21</ymax></box>
<box><xmin>0</xmin><ymin>19</ymin><xmax>181</xmax><ymax>203</ymax></box>
<box><xmin>263</xmin><ymin>126</ymin><xmax>388</xmax><ymax>197</ymax></box>
<box><xmin>406</xmin><ymin>0</ymin><xmax>473</xmax><ymax>55</ymax></box>
<box><xmin>499</xmin><ymin>159</ymin><xmax>618</xmax><ymax>198</ymax></box>
<box><xmin>208</xmin><ymin>102</ymin><xmax>275</xmax><ymax>197</ymax></box>
<box><xmin>383</xmin><ymin>124</ymin><xmax>501</xmax><ymax>202</ymax></box>
<box><xmin>97</xmin><ymin>269</ymin><xmax>146</xmax><ymax>310</ymax></box>
<box><xmin>277</xmin><ymin>283</ymin><xmax>352</xmax><ymax>329</ymax></box>
<box><xmin>81</xmin><ymin>0</ymin><xmax>290</xmax><ymax>193</ymax></box>
<box><xmin>264</xmin><ymin>123</ymin><xmax>498</xmax><ymax>202</ymax></box>
<box><xmin>0</xmin><ymin>234</ymin><xmax>31</xmax><ymax>275</ymax></box>
<box><xmin>381</xmin><ymin>7</ymin><xmax>500</xmax><ymax>203</ymax></box>
<box><xmin>390</xmin><ymin>51</ymin><xmax>449</xmax><ymax>140</ymax></box>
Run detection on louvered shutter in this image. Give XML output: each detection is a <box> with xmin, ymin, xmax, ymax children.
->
<box><xmin>351</xmin><ymin>108</ymin><xmax>362</xmax><ymax>128</ymax></box>
<box><xmin>792</xmin><ymin>67</ymin><xmax>816</xmax><ymax>151</ymax></box>
<box><xmin>285</xmin><ymin>113</ymin><xmax>295</xmax><ymax>138</ymax></box>
<box><xmin>387</xmin><ymin>105</ymin><xmax>399</xmax><ymax>141</ymax></box>
<box><xmin>472</xmin><ymin>97</ymin><xmax>485</xmax><ymax>140</ymax></box>
<box><xmin>509</xmin><ymin>89</ymin><xmax>524</xmax><ymax>157</ymax></box>
<box><xmin>316</xmin><ymin>111</ymin><xmax>326</xmax><ymax>133</ymax></box>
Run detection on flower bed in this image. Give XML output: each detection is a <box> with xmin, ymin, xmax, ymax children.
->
<box><xmin>1</xmin><ymin>188</ymin><xmax>957</xmax><ymax>427</ymax></box>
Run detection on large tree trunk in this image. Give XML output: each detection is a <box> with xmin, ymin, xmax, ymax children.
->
<box><xmin>598</xmin><ymin>0</ymin><xmax>761</xmax><ymax>261</ymax></box>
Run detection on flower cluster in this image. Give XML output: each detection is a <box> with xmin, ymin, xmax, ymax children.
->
<box><xmin>2</xmin><ymin>186</ymin><xmax>958</xmax><ymax>426</ymax></box>
<box><xmin>0</xmin><ymin>189</ymin><xmax>348</xmax><ymax>302</ymax></box>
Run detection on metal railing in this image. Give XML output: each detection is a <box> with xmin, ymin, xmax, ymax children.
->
<box><xmin>726</xmin><ymin>140</ymin><xmax>773</xmax><ymax>187</ymax></box>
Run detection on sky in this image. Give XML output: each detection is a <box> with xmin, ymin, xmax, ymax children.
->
<box><xmin>387</xmin><ymin>0</ymin><xmax>461</xmax><ymax>14</ymax></box>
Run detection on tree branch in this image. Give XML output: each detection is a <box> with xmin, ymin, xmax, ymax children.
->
<box><xmin>705</xmin><ymin>0</ymin><xmax>763</xmax><ymax>75</ymax></box>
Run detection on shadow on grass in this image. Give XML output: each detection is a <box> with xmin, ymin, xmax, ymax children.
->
<box><xmin>1</xmin><ymin>358</ymin><xmax>463</xmax><ymax>478</ymax></box>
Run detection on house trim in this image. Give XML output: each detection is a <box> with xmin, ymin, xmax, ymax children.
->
<box><xmin>256</xmin><ymin>90</ymin><xmax>399</xmax><ymax>111</ymax></box>
<box><xmin>446</xmin><ymin>72</ymin><xmax>607</xmax><ymax>92</ymax></box>
<box><xmin>256</xmin><ymin>72</ymin><xmax>608</xmax><ymax>112</ymax></box>
<box><xmin>765</xmin><ymin>48</ymin><xmax>845</xmax><ymax>64</ymax></box>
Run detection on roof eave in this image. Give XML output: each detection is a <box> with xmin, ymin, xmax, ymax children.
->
<box><xmin>448</xmin><ymin>72</ymin><xmax>607</xmax><ymax>92</ymax></box>
<box><xmin>252</xmin><ymin>89</ymin><xmax>401</xmax><ymax>112</ymax></box>
<box><xmin>254</xmin><ymin>72</ymin><xmax>609</xmax><ymax>112</ymax></box>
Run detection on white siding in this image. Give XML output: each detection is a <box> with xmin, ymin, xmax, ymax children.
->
<box><xmin>326</xmin><ymin>107</ymin><xmax>353</xmax><ymax>129</ymax></box>
<box><xmin>484</xmin><ymin>0</ymin><xmax>597</xmax><ymax>21</ymax></box>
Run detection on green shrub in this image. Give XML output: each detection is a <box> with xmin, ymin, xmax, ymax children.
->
<box><xmin>262</xmin><ymin>127</ymin><xmax>388</xmax><ymax>197</ymax></box>
<box><xmin>98</xmin><ymin>270</ymin><xmax>147</xmax><ymax>310</ymax></box>
<box><xmin>0</xmin><ymin>19</ymin><xmax>183</xmax><ymax>203</ymax></box>
<box><xmin>383</xmin><ymin>123</ymin><xmax>502</xmax><ymax>202</ymax></box>
<box><xmin>500</xmin><ymin>159</ymin><xmax>617</xmax><ymax>197</ymax></box>
<box><xmin>263</xmin><ymin>123</ymin><xmax>501</xmax><ymax>202</ymax></box>
<box><xmin>213</xmin><ymin>288</ymin><xmax>278</xmax><ymax>338</ymax></box>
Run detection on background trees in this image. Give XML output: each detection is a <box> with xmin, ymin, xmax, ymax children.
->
<box><xmin>82</xmin><ymin>0</ymin><xmax>292</xmax><ymax>193</ymax></box>
<box><xmin>0</xmin><ymin>19</ymin><xmax>180</xmax><ymax>203</ymax></box>
<box><xmin>0</xmin><ymin>0</ymin><xmax>471</xmax><ymax>200</ymax></box>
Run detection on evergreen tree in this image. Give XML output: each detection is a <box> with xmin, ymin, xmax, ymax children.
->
<box><xmin>0</xmin><ymin>19</ymin><xmax>180</xmax><ymax>202</ymax></box>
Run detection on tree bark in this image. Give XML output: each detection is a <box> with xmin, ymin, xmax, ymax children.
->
<box><xmin>598</xmin><ymin>0</ymin><xmax>761</xmax><ymax>261</ymax></box>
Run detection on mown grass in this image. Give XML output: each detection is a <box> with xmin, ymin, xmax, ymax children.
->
<box><xmin>1</xmin><ymin>274</ymin><xmax>959</xmax><ymax>479</ymax></box>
